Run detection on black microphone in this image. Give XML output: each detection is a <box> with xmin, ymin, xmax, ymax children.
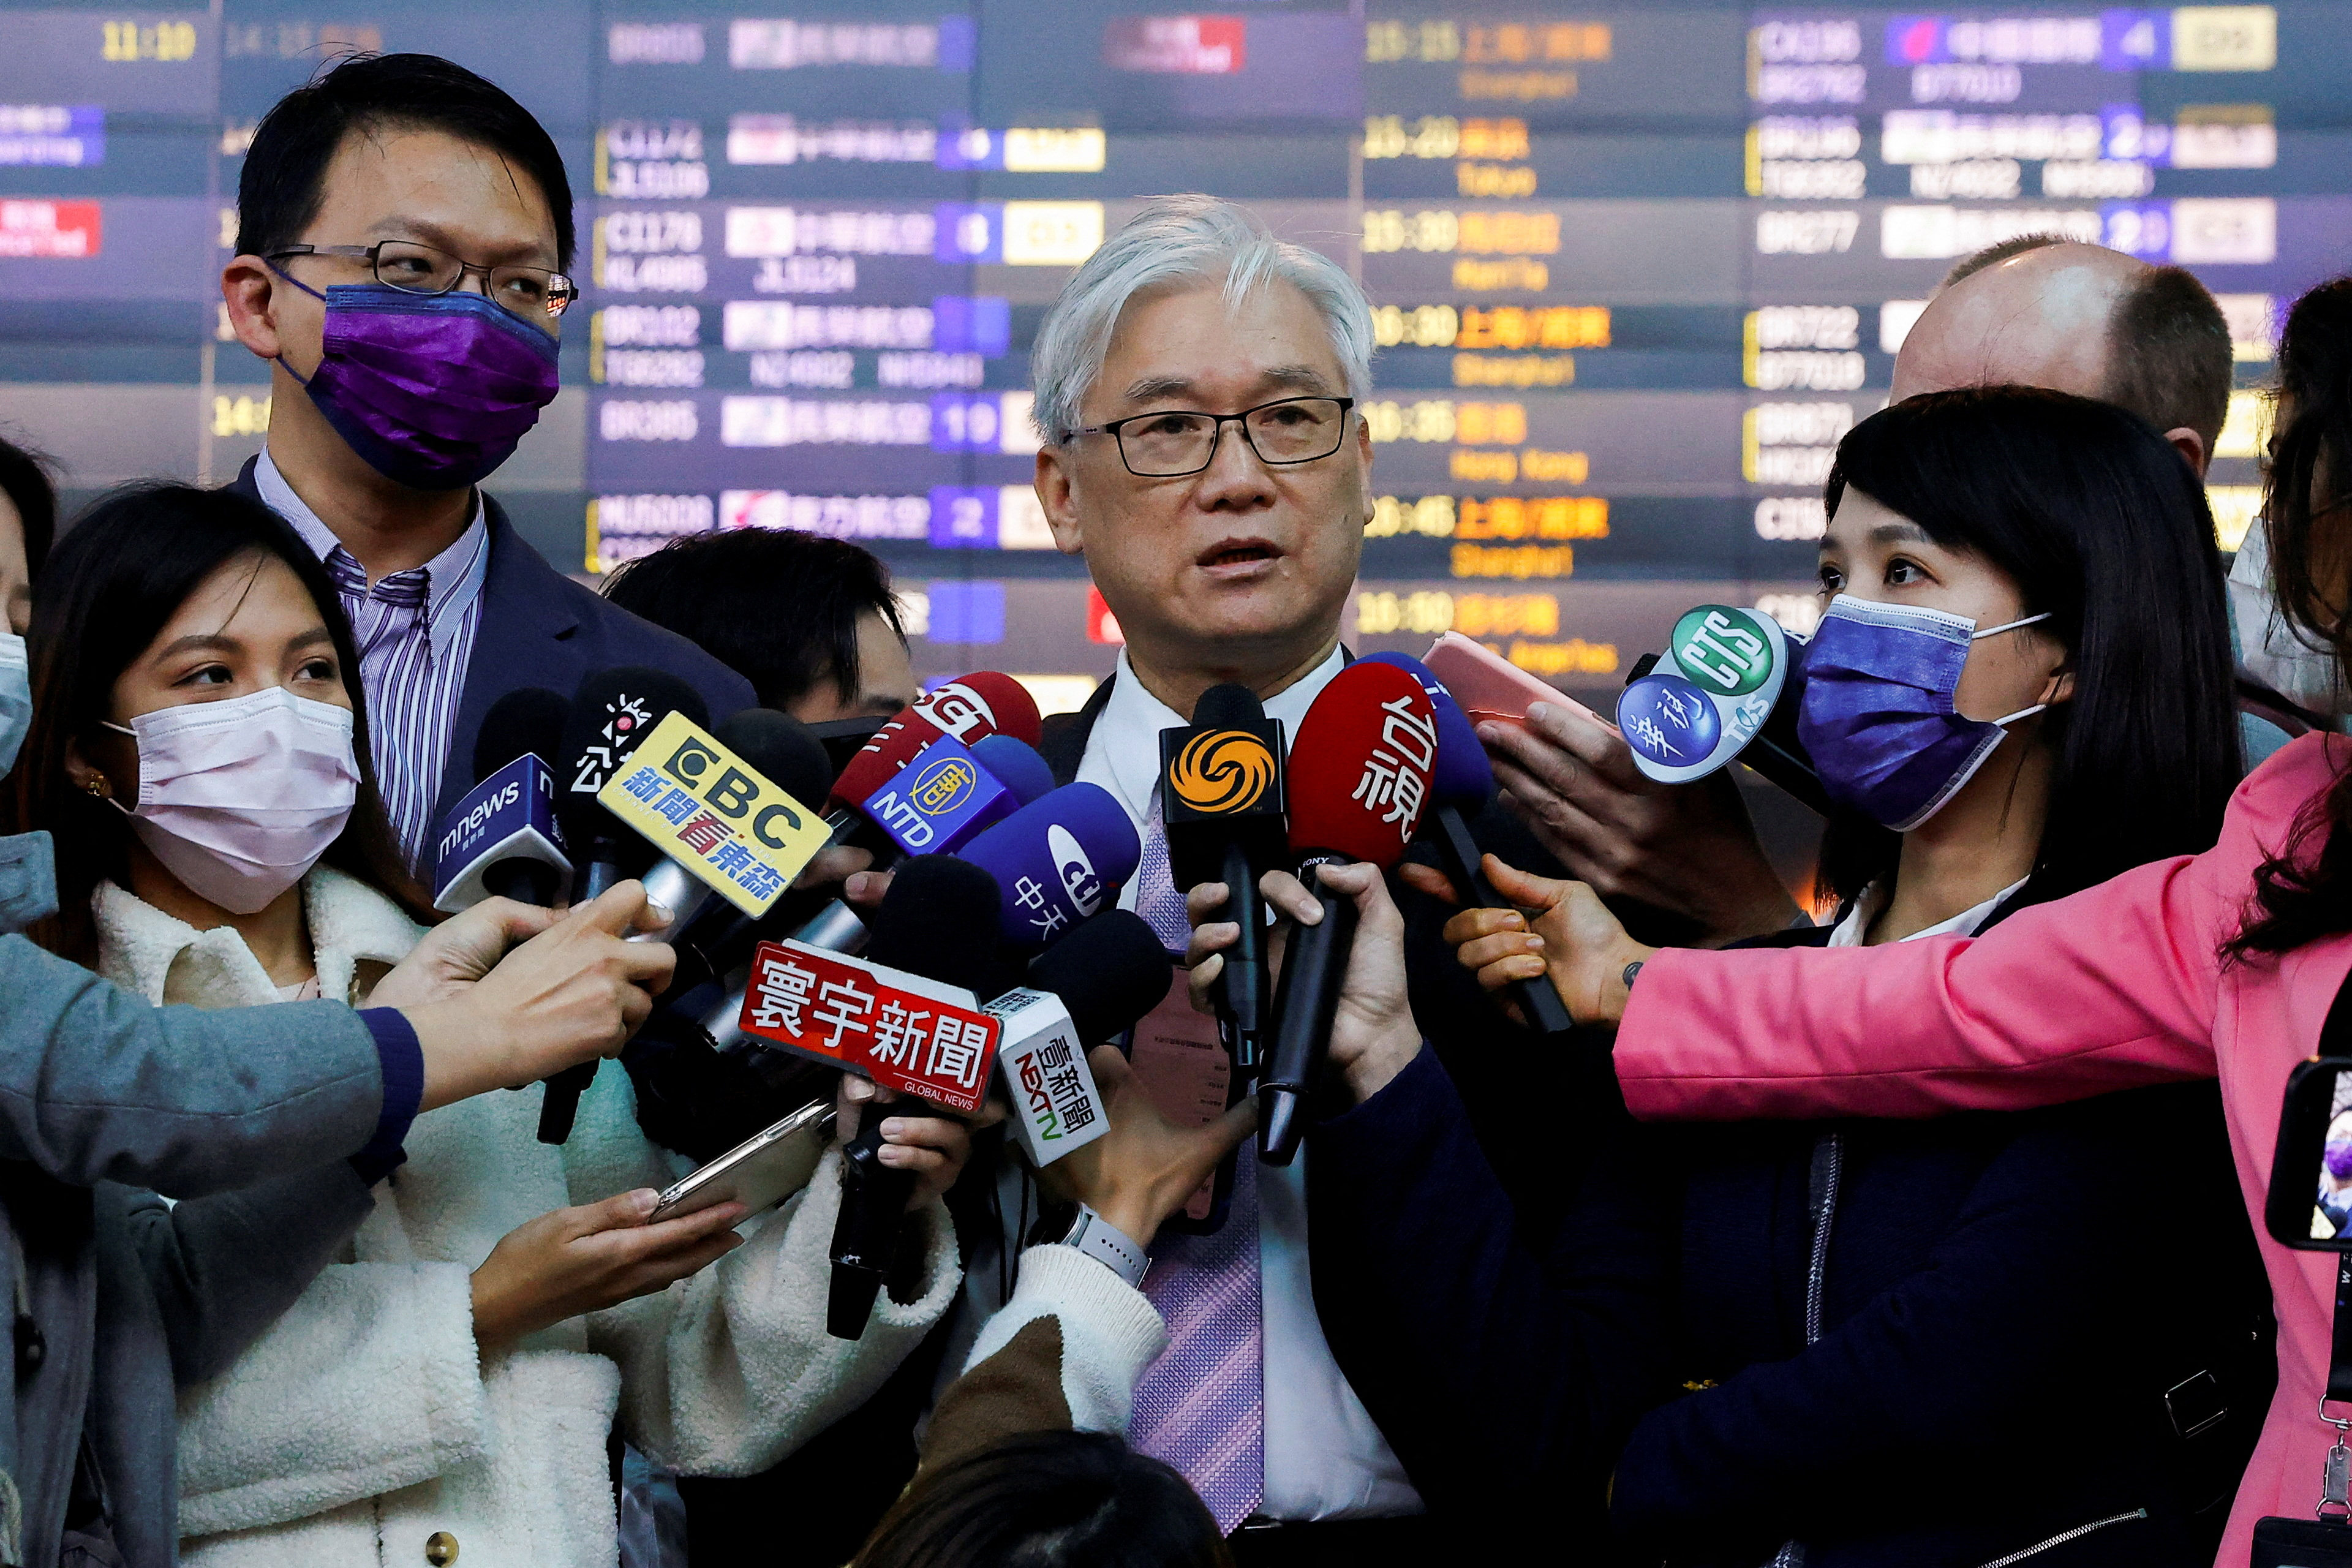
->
<box><xmin>540</xmin><ymin>666</ymin><xmax>710</xmax><ymax>1144</ymax></box>
<box><xmin>828</xmin><ymin>855</ymin><xmax>1012</xmax><ymax>1340</ymax></box>
<box><xmin>992</xmin><ymin>910</ymin><xmax>1177</xmax><ymax>1168</ymax></box>
<box><xmin>1160</xmin><ymin>684</ymin><xmax>1286</xmax><ymax>1080</ymax></box>
<box><xmin>1260</xmin><ymin>662</ymin><xmax>1439</xmax><ymax>1164</ymax></box>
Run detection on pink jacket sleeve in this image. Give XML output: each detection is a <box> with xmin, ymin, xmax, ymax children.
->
<box><xmin>1615</xmin><ymin>850</ymin><xmax>2230</xmax><ymax>1121</ymax></box>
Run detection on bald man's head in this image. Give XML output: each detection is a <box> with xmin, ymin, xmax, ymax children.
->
<box><xmin>1891</xmin><ymin>241</ymin><xmax>2231</xmax><ymax>473</ymax></box>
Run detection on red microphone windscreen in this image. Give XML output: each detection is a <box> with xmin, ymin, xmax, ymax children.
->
<box><xmin>1285</xmin><ymin>661</ymin><xmax>1439</xmax><ymax>867</ymax></box>
<box><xmin>829</xmin><ymin>672</ymin><xmax>1045</xmax><ymax>808</ymax></box>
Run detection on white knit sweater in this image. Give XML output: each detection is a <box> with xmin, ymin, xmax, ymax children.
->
<box><xmin>94</xmin><ymin>867</ymin><xmax>962</xmax><ymax>1568</ymax></box>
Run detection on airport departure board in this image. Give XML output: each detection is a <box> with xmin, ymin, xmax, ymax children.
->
<box><xmin>0</xmin><ymin>1</ymin><xmax>2335</xmax><ymax>705</ymax></box>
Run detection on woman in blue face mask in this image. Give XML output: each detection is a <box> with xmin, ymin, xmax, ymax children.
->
<box><xmin>1251</xmin><ymin>386</ymin><xmax>2258</xmax><ymax>1567</ymax></box>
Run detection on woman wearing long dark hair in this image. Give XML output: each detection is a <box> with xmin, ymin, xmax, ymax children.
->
<box><xmin>1425</xmin><ymin>293</ymin><xmax>2352</xmax><ymax>1559</ymax></box>
<box><xmin>1195</xmin><ymin>386</ymin><xmax>2261</xmax><ymax>1565</ymax></box>
<box><xmin>13</xmin><ymin>483</ymin><xmax>973</xmax><ymax>1568</ymax></box>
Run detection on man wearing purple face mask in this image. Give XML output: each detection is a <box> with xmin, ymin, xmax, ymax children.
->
<box><xmin>218</xmin><ymin>53</ymin><xmax>750</xmax><ymax>870</ymax></box>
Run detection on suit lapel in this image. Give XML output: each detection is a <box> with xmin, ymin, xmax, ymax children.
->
<box><xmin>1039</xmin><ymin>674</ymin><xmax>1115</xmax><ymax>786</ymax></box>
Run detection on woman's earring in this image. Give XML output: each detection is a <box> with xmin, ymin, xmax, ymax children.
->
<box><xmin>81</xmin><ymin>775</ymin><xmax>111</xmax><ymax>800</ymax></box>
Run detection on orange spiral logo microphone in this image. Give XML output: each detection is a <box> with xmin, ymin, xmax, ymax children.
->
<box><xmin>1169</xmin><ymin>729</ymin><xmax>1276</xmax><ymax>813</ymax></box>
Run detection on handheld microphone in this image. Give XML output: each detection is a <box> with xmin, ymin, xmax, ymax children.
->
<box><xmin>1365</xmin><ymin>654</ymin><xmax>1575</xmax><ymax>1036</ymax></box>
<box><xmin>1160</xmin><ymin>684</ymin><xmax>1286</xmax><ymax>1077</ymax></box>
<box><xmin>827</xmin><ymin>673</ymin><xmax>1044</xmax><ymax>818</ymax></box>
<box><xmin>992</xmin><ymin>908</ymin><xmax>1172</xmax><ymax>1167</ymax></box>
<box><xmin>432</xmin><ymin>687</ymin><xmax>573</xmax><ymax>913</ymax></box>
<box><xmin>1260</xmin><ymin>662</ymin><xmax>1438</xmax><ymax>1164</ymax></box>
<box><xmin>1618</xmin><ymin>604</ymin><xmax>1825</xmax><ymax>813</ymax></box>
<box><xmin>824</xmin><ymin>855</ymin><xmax>1013</xmax><ymax>1339</ymax></box>
<box><xmin>635</xmin><ymin>707</ymin><xmax>836</xmax><ymax>996</ymax></box>
<box><xmin>970</xmin><ymin>734</ymin><xmax>1055</xmax><ymax>807</ymax></box>
<box><xmin>541</xmin><ymin>666</ymin><xmax>710</xmax><ymax>1144</ymax></box>
<box><xmin>958</xmin><ymin>782</ymin><xmax>1142</xmax><ymax>950</ymax></box>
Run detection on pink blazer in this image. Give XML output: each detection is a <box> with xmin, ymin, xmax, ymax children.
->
<box><xmin>1619</xmin><ymin>732</ymin><xmax>2352</xmax><ymax>1562</ymax></box>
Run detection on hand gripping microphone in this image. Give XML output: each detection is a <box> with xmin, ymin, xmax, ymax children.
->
<box><xmin>828</xmin><ymin>854</ymin><xmax>1015</xmax><ymax>1339</ymax></box>
<box><xmin>1364</xmin><ymin>654</ymin><xmax>1575</xmax><ymax>1036</ymax></box>
<box><xmin>1160</xmin><ymin>684</ymin><xmax>1286</xmax><ymax>1077</ymax></box>
<box><xmin>432</xmin><ymin>687</ymin><xmax>573</xmax><ymax>912</ymax></box>
<box><xmin>1260</xmin><ymin>662</ymin><xmax>1438</xmax><ymax>1165</ymax></box>
<box><xmin>542</xmin><ymin>666</ymin><xmax>710</xmax><ymax>1144</ymax></box>
<box><xmin>992</xmin><ymin>909</ymin><xmax>1174</xmax><ymax>1168</ymax></box>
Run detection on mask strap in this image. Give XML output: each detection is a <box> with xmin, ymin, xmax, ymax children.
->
<box><xmin>1989</xmin><ymin>701</ymin><xmax>2048</xmax><ymax>728</ymax></box>
<box><xmin>265</xmin><ymin>262</ymin><xmax>324</xmax><ymax>388</ymax></box>
<box><xmin>1971</xmin><ymin>610</ymin><xmax>2052</xmax><ymax>641</ymax></box>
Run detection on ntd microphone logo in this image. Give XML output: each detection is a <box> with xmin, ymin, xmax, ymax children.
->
<box><xmin>865</xmin><ymin>734</ymin><xmax>1012</xmax><ymax>853</ymax></box>
<box><xmin>911</xmin><ymin>754</ymin><xmax>978</xmax><ymax>815</ymax></box>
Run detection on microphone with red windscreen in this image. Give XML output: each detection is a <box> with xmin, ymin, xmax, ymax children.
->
<box><xmin>1259</xmin><ymin>662</ymin><xmax>1438</xmax><ymax>1164</ymax></box>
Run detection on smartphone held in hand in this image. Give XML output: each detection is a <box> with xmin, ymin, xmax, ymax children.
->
<box><xmin>650</xmin><ymin>1098</ymin><xmax>837</xmax><ymax>1225</ymax></box>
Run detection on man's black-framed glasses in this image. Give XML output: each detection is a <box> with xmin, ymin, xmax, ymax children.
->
<box><xmin>1069</xmin><ymin>395</ymin><xmax>1357</xmax><ymax>477</ymax></box>
<box><xmin>268</xmin><ymin>240</ymin><xmax>578</xmax><ymax>319</ymax></box>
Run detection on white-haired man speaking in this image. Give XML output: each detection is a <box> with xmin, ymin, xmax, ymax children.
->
<box><xmin>960</xmin><ymin>195</ymin><xmax>1545</xmax><ymax>1562</ymax></box>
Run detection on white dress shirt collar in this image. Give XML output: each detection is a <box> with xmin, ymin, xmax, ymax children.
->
<box><xmin>1088</xmin><ymin>644</ymin><xmax>1348</xmax><ymax>825</ymax></box>
<box><xmin>1826</xmin><ymin>874</ymin><xmax>2028</xmax><ymax>947</ymax></box>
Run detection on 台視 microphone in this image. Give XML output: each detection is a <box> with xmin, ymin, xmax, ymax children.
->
<box><xmin>431</xmin><ymin>687</ymin><xmax>572</xmax><ymax>912</ymax></box>
<box><xmin>1160</xmin><ymin>683</ymin><xmax>1286</xmax><ymax>1076</ymax></box>
<box><xmin>1260</xmin><ymin>661</ymin><xmax>1438</xmax><ymax>1164</ymax></box>
<box><xmin>958</xmin><ymin>782</ymin><xmax>1142</xmax><ymax>950</ymax></box>
<box><xmin>1364</xmin><ymin>653</ymin><xmax>1575</xmax><ymax>1036</ymax></box>
<box><xmin>541</xmin><ymin>666</ymin><xmax>710</xmax><ymax>1144</ymax></box>
<box><xmin>827</xmin><ymin>855</ymin><xmax>1014</xmax><ymax>1338</ymax></box>
<box><xmin>992</xmin><ymin>908</ymin><xmax>1174</xmax><ymax>1167</ymax></box>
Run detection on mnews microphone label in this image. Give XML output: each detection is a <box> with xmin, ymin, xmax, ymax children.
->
<box><xmin>431</xmin><ymin>754</ymin><xmax>570</xmax><ymax>913</ymax></box>
<box><xmin>598</xmin><ymin>710</ymin><xmax>831</xmax><ymax>916</ymax></box>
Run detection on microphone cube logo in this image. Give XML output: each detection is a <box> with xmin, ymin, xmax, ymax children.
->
<box><xmin>1168</xmin><ymin>728</ymin><xmax>1277</xmax><ymax>814</ymax></box>
<box><xmin>989</xmin><ymin>987</ymin><xmax>1110</xmax><ymax>1166</ymax></box>
<box><xmin>572</xmin><ymin>690</ymin><xmax>655</xmax><ymax>795</ymax></box>
<box><xmin>740</xmin><ymin>940</ymin><xmax>1002</xmax><ymax>1114</ymax></box>
<box><xmin>864</xmin><ymin>734</ymin><xmax>1012</xmax><ymax>854</ymax></box>
<box><xmin>912</xmin><ymin>753</ymin><xmax>978</xmax><ymax>814</ymax></box>
<box><xmin>916</xmin><ymin>679</ymin><xmax>997</xmax><ymax>742</ymax></box>
<box><xmin>600</xmin><ymin>711</ymin><xmax>831</xmax><ymax>914</ymax></box>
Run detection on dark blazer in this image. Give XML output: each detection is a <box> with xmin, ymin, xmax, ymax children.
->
<box><xmin>232</xmin><ymin>457</ymin><xmax>755</xmax><ymax>845</ymax></box>
<box><xmin>1311</xmin><ymin>899</ymin><xmax>2272</xmax><ymax>1568</ymax></box>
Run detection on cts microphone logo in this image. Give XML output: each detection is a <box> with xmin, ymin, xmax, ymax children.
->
<box><xmin>911</xmin><ymin>754</ymin><xmax>978</xmax><ymax>815</ymax></box>
<box><xmin>1046</xmin><ymin>823</ymin><xmax>1106</xmax><ymax>916</ymax></box>
<box><xmin>1168</xmin><ymin>729</ymin><xmax>1276</xmax><ymax>813</ymax></box>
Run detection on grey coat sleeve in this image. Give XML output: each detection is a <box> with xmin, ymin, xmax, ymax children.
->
<box><xmin>0</xmin><ymin>933</ymin><xmax>386</xmax><ymax>1195</ymax></box>
<box><xmin>101</xmin><ymin>1166</ymin><xmax>381</xmax><ymax>1384</ymax></box>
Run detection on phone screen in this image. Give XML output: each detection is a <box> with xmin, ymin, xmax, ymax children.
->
<box><xmin>2315</xmin><ymin>1069</ymin><xmax>2352</xmax><ymax>1243</ymax></box>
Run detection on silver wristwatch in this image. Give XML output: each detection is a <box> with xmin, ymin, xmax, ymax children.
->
<box><xmin>1060</xmin><ymin>1204</ymin><xmax>1150</xmax><ymax>1288</ymax></box>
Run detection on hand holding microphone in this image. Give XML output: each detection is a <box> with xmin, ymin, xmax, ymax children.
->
<box><xmin>1440</xmin><ymin>854</ymin><xmax>1656</xmax><ymax>1030</ymax></box>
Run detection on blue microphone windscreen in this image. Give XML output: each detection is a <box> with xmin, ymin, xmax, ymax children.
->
<box><xmin>971</xmin><ymin>734</ymin><xmax>1055</xmax><ymax>806</ymax></box>
<box><xmin>1363</xmin><ymin>652</ymin><xmax>1492</xmax><ymax>809</ymax></box>
<box><xmin>959</xmin><ymin>782</ymin><xmax>1142</xmax><ymax>949</ymax></box>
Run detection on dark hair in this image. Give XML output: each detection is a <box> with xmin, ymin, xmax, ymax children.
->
<box><xmin>7</xmin><ymin>483</ymin><xmax>428</xmax><ymax>962</ymax></box>
<box><xmin>235</xmin><ymin>53</ymin><xmax>575</xmax><ymax>272</ymax></box>
<box><xmin>2227</xmin><ymin>279</ymin><xmax>2352</xmax><ymax>957</ymax></box>
<box><xmin>1941</xmin><ymin>232</ymin><xmax>2063</xmax><ymax>288</ymax></box>
<box><xmin>1817</xmin><ymin>386</ymin><xmax>2241</xmax><ymax>905</ymax></box>
<box><xmin>853</xmin><ymin>1431</ymin><xmax>1230</xmax><ymax>1568</ymax></box>
<box><xmin>2106</xmin><ymin>265</ymin><xmax>2234</xmax><ymax>462</ymax></box>
<box><xmin>601</xmin><ymin>530</ymin><xmax>905</xmax><ymax>710</ymax></box>
<box><xmin>0</xmin><ymin>432</ymin><xmax>56</xmax><ymax>577</ymax></box>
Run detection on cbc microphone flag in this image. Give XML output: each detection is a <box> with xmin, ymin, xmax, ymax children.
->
<box><xmin>598</xmin><ymin>710</ymin><xmax>831</xmax><ymax>916</ymax></box>
<box><xmin>737</xmin><ymin>939</ymin><xmax>1002</xmax><ymax>1114</ymax></box>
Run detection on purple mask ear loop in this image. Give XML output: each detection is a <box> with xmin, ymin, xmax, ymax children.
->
<box><xmin>264</xmin><ymin>261</ymin><xmax>327</xmax><ymax>387</ymax></box>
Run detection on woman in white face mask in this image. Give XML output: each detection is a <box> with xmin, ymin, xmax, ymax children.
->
<box><xmin>12</xmin><ymin>483</ymin><xmax>972</xmax><ymax>1568</ymax></box>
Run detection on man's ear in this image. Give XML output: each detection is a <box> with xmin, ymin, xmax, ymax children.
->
<box><xmin>220</xmin><ymin>255</ymin><xmax>285</xmax><ymax>362</ymax></box>
<box><xmin>1036</xmin><ymin>448</ymin><xmax>1084</xmax><ymax>556</ymax></box>
<box><xmin>2163</xmin><ymin>425</ymin><xmax>2210</xmax><ymax>478</ymax></box>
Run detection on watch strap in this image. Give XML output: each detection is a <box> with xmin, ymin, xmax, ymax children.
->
<box><xmin>1061</xmin><ymin>1204</ymin><xmax>1149</xmax><ymax>1288</ymax></box>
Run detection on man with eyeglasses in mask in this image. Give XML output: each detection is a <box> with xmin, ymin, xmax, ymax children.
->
<box><xmin>218</xmin><ymin>53</ymin><xmax>752</xmax><ymax>871</ymax></box>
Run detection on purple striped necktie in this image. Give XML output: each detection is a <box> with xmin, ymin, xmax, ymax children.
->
<box><xmin>1127</xmin><ymin>794</ymin><xmax>1266</xmax><ymax>1534</ymax></box>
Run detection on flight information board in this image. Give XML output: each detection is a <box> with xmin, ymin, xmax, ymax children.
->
<box><xmin>0</xmin><ymin>0</ymin><xmax>2338</xmax><ymax>707</ymax></box>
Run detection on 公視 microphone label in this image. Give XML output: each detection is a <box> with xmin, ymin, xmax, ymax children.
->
<box><xmin>598</xmin><ymin>710</ymin><xmax>831</xmax><ymax>915</ymax></box>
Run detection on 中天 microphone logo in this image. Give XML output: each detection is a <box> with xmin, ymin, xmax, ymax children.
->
<box><xmin>1169</xmin><ymin>728</ymin><xmax>1275</xmax><ymax>813</ymax></box>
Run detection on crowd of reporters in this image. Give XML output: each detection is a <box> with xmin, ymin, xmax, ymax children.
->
<box><xmin>11</xmin><ymin>40</ymin><xmax>2352</xmax><ymax>1568</ymax></box>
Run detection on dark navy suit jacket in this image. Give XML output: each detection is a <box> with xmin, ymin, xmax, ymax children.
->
<box><xmin>232</xmin><ymin>457</ymin><xmax>755</xmax><ymax>843</ymax></box>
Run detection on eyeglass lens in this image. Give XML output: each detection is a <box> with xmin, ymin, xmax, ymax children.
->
<box><xmin>372</xmin><ymin>240</ymin><xmax>572</xmax><ymax>316</ymax></box>
<box><xmin>1118</xmin><ymin>398</ymin><xmax>1348</xmax><ymax>475</ymax></box>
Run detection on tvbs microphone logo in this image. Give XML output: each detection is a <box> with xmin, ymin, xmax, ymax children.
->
<box><xmin>1169</xmin><ymin>729</ymin><xmax>1276</xmax><ymax>813</ymax></box>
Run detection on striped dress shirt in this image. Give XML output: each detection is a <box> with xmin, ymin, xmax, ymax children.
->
<box><xmin>257</xmin><ymin>448</ymin><xmax>491</xmax><ymax>865</ymax></box>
